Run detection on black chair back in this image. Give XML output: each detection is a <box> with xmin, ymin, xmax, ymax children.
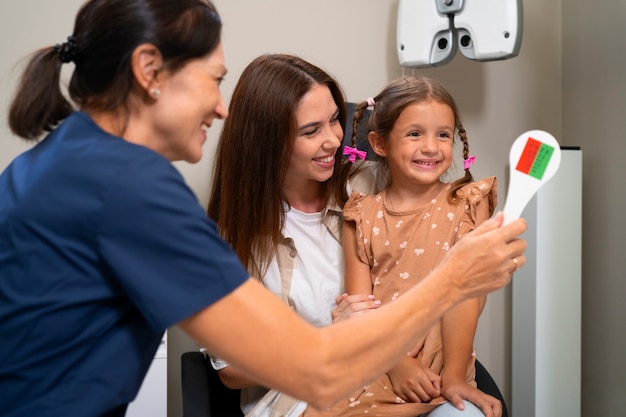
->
<box><xmin>181</xmin><ymin>351</ymin><xmax>243</xmax><ymax>417</ymax></box>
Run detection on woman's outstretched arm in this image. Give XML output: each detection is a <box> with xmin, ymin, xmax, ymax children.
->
<box><xmin>179</xmin><ymin>213</ymin><xmax>526</xmax><ymax>410</ymax></box>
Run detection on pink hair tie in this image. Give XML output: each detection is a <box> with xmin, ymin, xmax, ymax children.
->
<box><xmin>343</xmin><ymin>145</ymin><xmax>367</xmax><ymax>163</ymax></box>
<box><xmin>366</xmin><ymin>97</ymin><xmax>376</xmax><ymax>107</ymax></box>
<box><xmin>464</xmin><ymin>155</ymin><xmax>476</xmax><ymax>170</ymax></box>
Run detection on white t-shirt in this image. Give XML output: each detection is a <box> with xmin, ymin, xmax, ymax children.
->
<box><xmin>211</xmin><ymin>206</ymin><xmax>344</xmax><ymax>415</ymax></box>
<box><xmin>262</xmin><ymin>207</ymin><xmax>344</xmax><ymax>327</ymax></box>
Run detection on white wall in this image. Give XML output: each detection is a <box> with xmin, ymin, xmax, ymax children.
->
<box><xmin>14</xmin><ymin>1</ymin><xmax>622</xmax><ymax>416</ymax></box>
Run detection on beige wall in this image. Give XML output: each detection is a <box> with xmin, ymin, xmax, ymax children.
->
<box><xmin>562</xmin><ymin>2</ymin><xmax>626</xmax><ymax>416</ymax></box>
<box><xmin>3</xmin><ymin>1</ymin><xmax>623</xmax><ymax>416</ymax></box>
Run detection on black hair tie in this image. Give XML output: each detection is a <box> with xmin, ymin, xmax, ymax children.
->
<box><xmin>54</xmin><ymin>36</ymin><xmax>77</xmax><ymax>64</ymax></box>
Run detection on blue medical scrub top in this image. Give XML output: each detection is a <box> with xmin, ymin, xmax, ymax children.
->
<box><xmin>0</xmin><ymin>112</ymin><xmax>249</xmax><ymax>417</ymax></box>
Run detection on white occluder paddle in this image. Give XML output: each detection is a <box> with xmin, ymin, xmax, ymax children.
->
<box><xmin>502</xmin><ymin>130</ymin><xmax>562</xmax><ymax>226</ymax></box>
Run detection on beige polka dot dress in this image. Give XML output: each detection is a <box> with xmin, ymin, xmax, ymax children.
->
<box><xmin>302</xmin><ymin>177</ymin><xmax>497</xmax><ymax>417</ymax></box>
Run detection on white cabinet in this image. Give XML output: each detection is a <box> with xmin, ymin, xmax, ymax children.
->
<box><xmin>126</xmin><ymin>332</ymin><xmax>167</xmax><ymax>417</ymax></box>
<box><xmin>511</xmin><ymin>148</ymin><xmax>582</xmax><ymax>417</ymax></box>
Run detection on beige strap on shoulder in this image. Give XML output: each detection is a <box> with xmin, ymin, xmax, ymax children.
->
<box><xmin>274</xmin><ymin>236</ymin><xmax>297</xmax><ymax>308</ymax></box>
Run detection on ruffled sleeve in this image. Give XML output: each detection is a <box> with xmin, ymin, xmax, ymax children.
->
<box><xmin>343</xmin><ymin>190</ymin><xmax>368</xmax><ymax>222</ymax></box>
<box><xmin>455</xmin><ymin>176</ymin><xmax>498</xmax><ymax>237</ymax></box>
<box><xmin>343</xmin><ymin>191</ymin><xmax>375</xmax><ymax>265</ymax></box>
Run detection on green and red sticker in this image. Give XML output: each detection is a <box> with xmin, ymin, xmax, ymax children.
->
<box><xmin>515</xmin><ymin>137</ymin><xmax>555</xmax><ymax>180</ymax></box>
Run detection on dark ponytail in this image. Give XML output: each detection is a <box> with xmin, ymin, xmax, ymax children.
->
<box><xmin>8</xmin><ymin>47</ymin><xmax>74</xmax><ymax>140</ymax></box>
<box><xmin>8</xmin><ymin>0</ymin><xmax>222</xmax><ymax>141</ymax></box>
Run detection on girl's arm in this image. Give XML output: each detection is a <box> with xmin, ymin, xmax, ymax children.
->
<box><xmin>343</xmin><ymin>220</ymin><xmax>374</xmax><ymax>295</ymax></box>
<box><xmin>440</xmin><ymin>297</ymin><xmax>481</xmax><ymax>387</ymax></box>
<box><xmin>331</xmin><ymin>220</ymin><xmax>381</xmax><ymax>322</ymax></box>
<box><xmin>440</xmin><ymin>195</ymin><xmax>496</xmax><ymax>408</ymax></box>
<box><xmin>440</xmin><ymin>299</ymin><xmax>502</xmax><ymax>417</ymax></box>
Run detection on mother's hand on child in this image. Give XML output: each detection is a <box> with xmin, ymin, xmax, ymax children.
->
<box><xmin>331</xmin><ymin>293</ymin><xmax>381</xmax><ymax>322</ymax></box>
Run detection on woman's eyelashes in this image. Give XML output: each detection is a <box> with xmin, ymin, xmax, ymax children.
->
<box><xmin>300</xmin><ymin>114</ymin><xmax>340</xmax><ymax>138</ymax></box>
<box><xmin>300</xmin><ymin>125</ymin><xmax>320</xmax><ymax>137</ymax></box>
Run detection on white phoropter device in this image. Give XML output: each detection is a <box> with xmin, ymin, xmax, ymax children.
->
<box><xmin>397</xmin><ymin>0</ymin><xmax>523</xmax><ymax>68</ymax></box>
<box><xmin>502</xmin><ymin>130</ymin><xmax>561</xmax><ymax>225</ymax></box>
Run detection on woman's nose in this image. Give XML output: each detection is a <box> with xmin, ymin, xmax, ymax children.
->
<box><xmin>214</xmin><ymin>94</ymin><xmax>229</xmax><ymax>120</ymax></box>
<box><xmin>324</xmin><ymin>125</ymin><xmax>343</xmax><ymax>149</ymax></box>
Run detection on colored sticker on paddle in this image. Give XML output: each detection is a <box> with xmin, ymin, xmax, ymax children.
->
<box><xmin>515</xmin><ymin>137</ymin><xmax>555</xmax><ymax>180</ymax></box>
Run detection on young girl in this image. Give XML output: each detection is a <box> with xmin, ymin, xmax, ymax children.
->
<box><xmin>307</xmin><ymin>77</ymin><xmax>501</xmax><ymax>417</ymax></box>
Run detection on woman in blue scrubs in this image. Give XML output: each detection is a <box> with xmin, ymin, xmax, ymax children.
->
<box><xmin>0</xmin><ymin>1</ymin><xmax>527</xmax><ymax>416</ymax></box>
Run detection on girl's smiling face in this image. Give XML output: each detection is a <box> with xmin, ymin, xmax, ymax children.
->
<box><xmin>375</xmin><ymin>99</ymin><xmax>455</xmax><ymax>191</ymax></box>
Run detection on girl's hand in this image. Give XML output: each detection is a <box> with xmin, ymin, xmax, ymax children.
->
<box><xmin>331</xmin><ymin>293</ymin><xmax>381</xmax><ymax>322</ymax></box>
<box><xmin>387</xmin><ymin>357</ymin><xmax>441</xmax><ymax>403</ymax></box>
<box><xmin>441</xmin><ymin>379</ymin><xmax>502</xmax><ymax>417</ymax></box>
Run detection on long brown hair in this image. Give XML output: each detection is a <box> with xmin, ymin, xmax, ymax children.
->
<box><xmin>9</xmin><ymin>0</ymin><xmax>222</xmax><ymax>140</ymax></box>
<box><xmin>351</xmin><ymin>76</ymin><xmax>473</xmax><ymax>203</ymax></box>
<box><xmin>208</xmin><ymin>54</ymin><xmax>351</xmax><ymax>278</ymax></box>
